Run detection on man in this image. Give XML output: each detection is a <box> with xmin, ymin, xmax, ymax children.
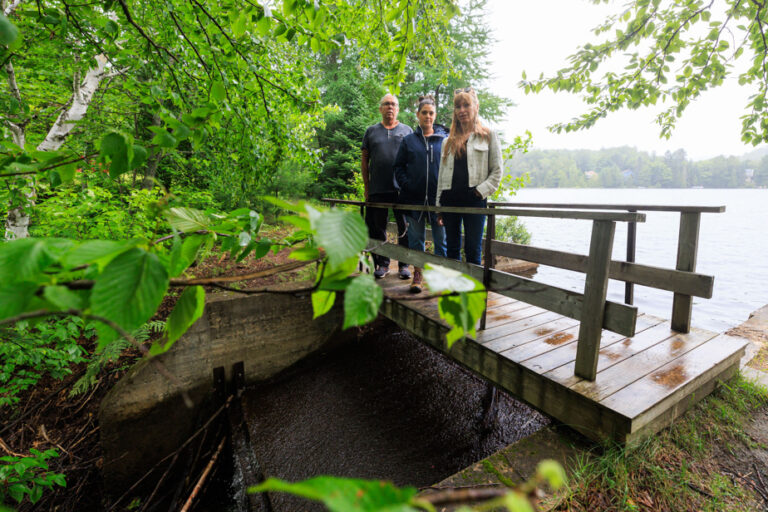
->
<box><xmin>361</xmin><ymin>93</ymin><xmax>412</xmax><ymax>279</ymax></box>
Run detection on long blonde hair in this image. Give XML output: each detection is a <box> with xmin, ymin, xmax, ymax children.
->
<box><xmin>442</xmin><ymin>89</ymin><xmax>490</xmax><ymax>159</ymax></box>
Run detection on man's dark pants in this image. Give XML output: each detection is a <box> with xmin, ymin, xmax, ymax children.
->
<box><xmin>365</xmin><ymin>192</ymin><xmax>409</xmax><ymax>270</ymax></box>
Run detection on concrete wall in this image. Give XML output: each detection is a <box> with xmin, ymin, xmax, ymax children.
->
<box><xmin>99</xmin><ymin>286</ymin><xmax>346</xmax><ymax>491</ymax></box>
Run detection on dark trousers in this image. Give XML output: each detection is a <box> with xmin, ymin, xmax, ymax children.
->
<box><xmin>440</xmin><ymin>189</ymin><xmax>486</xmax><ymax>265</ymax></box>
<box><xmin>365</xmin><ymin>192</ymin><xmax>408</xmax><ymax>269</ymax></box>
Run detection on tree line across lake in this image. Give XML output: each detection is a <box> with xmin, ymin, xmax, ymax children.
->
<box><xmin>506</xmin><ymin>146</ymin><xmax>768</xmax><ymax>189</ymax></box>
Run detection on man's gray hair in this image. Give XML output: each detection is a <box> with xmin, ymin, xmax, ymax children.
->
<box><xmin>379</xmin><ymin>94</ymin><xmax>398</xmax><ymax>106</ymax></box>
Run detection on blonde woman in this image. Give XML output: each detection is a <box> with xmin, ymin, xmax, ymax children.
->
<box><xmin>436</xmin><ymin>87</ymin><xmax>502</xmax><ymax>264</ymax></box>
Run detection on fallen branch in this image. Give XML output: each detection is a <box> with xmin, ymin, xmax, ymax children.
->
<box><xmin>179</xmin><ymin>436</ymin><xmax>228</xmax><ymax>512</ymax></box>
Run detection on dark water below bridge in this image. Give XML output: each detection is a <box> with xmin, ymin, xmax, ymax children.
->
<box><xmin>222</xmin><ymin>323</ymin><xmax>548</xmax><ymax>511</ymax></box>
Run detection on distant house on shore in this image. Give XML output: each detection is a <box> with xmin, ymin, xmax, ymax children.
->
<box><xmin>584</xmin><ymin>170</ymin><xmax>598</xmax><ymax>180</ymax></box>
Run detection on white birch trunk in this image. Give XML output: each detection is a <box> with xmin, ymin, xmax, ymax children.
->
<box><xmin>5</xmin><ymin>54</ymin><xmax>110</xmax><ymax>239</ymax></box>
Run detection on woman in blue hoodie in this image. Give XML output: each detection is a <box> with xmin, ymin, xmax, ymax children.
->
<box><xmin>394</xmin><ymin>95</ymin><xmax>448</xmax><ymax>292</ymax></box>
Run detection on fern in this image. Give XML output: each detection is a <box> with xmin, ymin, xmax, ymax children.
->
<box><xmin>70</xmin><ymin>320</ymin><xmax>166</xmax><ymax>396</ymax></box>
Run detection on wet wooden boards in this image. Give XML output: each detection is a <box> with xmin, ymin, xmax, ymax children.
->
<box><xmin>376</xmin><ymin>275</ymin><xmax>747</xmax><ymax>443</ymax></box>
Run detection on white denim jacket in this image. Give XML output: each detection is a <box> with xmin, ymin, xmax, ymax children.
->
<box><xmin>436</xmin><ymin>130</ymin><xmax>503</xmax><ymax>205</ymax></box>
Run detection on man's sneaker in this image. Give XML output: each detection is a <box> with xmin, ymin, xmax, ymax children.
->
<box><xmin>398</xmin><ymin>266</ymin><xmax>411</xmax><ymax>280</ymax></box>
<box><xmin>374</xmin><ymin>266</ymin><xmax>390</xmax><ymax>279</ymax></box>
<box><xmin>409</xmin><ymin>267</ymin><xmax>423</xmax><ymax>294</ymax></box>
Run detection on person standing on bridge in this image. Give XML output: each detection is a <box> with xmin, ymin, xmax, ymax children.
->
<box><xmin>394</xmin><ymin>95</ymin><xmax>448</xmax><ymax>293</ymax></box>
<box><xmin>437</xmin><ymin>87</ymin><xmax>502</xmax><ymax>265</ymax></box>
<box><xmin>361</xmin><ymin>93</ymin><xmax>412</xmax><ymax>280</ymax></box>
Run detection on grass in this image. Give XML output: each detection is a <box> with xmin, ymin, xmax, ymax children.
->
<box><xmin>556</xmin><ymin>373</ymin><xmax>768</xmax><ymax>511</ymax></box>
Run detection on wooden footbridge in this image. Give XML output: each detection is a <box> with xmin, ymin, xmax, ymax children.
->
<box><xmin>325</xmin><ymin>199</ymin><xmax>748</xmax><ymax>443</ymax></box>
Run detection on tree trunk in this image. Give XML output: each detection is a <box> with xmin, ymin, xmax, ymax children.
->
<box><xmin>5</xmin><ymin>54</ymin><xmax>110</xmax><ymax>239</ymax></box>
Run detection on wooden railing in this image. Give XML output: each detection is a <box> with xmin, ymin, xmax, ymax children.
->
<box><xmin>321</xmin><ymin>198</ymin><xmax>724</xmax><ymax>381</ymax></box>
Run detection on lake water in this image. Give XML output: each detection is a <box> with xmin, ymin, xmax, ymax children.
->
<box><xmin>500</xmin><ymin>188</ymin><xmax>768</xmax><ymax>333</ymax></box>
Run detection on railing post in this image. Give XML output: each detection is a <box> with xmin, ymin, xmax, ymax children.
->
<box><xmin>479</xmin><ymin>205</ymin><xmax>496</xmax><ymax>330</ymax></box>
<box><xmin>575</xmin><ymin>220</ymin><xmax>616</xmax><ymax>381</ymax></box>
<box><xmin>671</xmin><ymin>212</ymin><xmax>701</xmax><ymax>333</ymax></box>
<box><xmin>625</xmin><ymin>209</ymin><xmax>636</xmax><ymax>305</ymax></box>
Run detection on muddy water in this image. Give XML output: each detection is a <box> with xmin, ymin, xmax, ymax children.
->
<box><xmin>240</xmin><ymin>323</ymin><xmax>549</xmax><ymax>511</ymax></box>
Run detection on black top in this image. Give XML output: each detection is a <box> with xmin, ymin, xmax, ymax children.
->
<box><xmin>361</xmin><ymin>122</ymin><xmax>413</xmax><ymax>195</ymax></box>
<box><xmin>451</xmin><ymin>151</ymin><xmax>469</xmax><ymax>190</ymax></box>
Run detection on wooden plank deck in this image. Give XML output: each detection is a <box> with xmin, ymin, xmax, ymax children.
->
<box><xmin>376</xmin><ymin>273</ymin><xmax>748</xmax><ymax>443</ymax></box>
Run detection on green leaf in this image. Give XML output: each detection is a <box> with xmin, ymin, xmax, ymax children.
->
<box><xmin>211</xmin><ymin>81</ymin><xmax>226</xmax><ymax>103</ymax></box>
<box><xmin>43</xmin><ymin>285</ymin><xmax>84</xmax><ymax>311</ymax></box>
<box><xmin>91</xmin><ymin>248</ymin><xmax>169</xmax><ymax>348</ymax></box>
<box><xmin>425</xmin><ymin>265</ymin><xmax>485</xmax><ymax>347</ymax></box>
<box><xmin>232</xmin><ymin>13</ymin><xmax>248</xmax><ymax>37</ymax></box>
<box><xmin>537</xmin><ymin>459</ymin><xmax>567</xmax><ymax>490</ymax></box>
<box><xmin>289</xmin><ymin>245</ymin><xmax>320</xmax><ymax>261</ymax></box>
<box><xmin>151</xmin><ymin>285</ymin><xmax>205</xmax><ymax>355</ymax></box>
<box><xmin>311</xmin><ymin>289</ymin><xmax>336</xmax><ymax>319</ymax></box>
<box><xmin>502</xmin><ymin>492</ymin><xmax>535</xmax><ymax>512</ymax></box>
<box><xmin>151</xmin><ymin>129</ymin><xmax>177</xmax><ymax>148</ymax></box>
<box><xmin>167</xmin><ymin>207</ymin><xmax>211</xmax><ymax>232</ymax></box>
<box><xmin>422</xmin><ymin>264</ymin><xmax>477</xmax><ymax>293</ymax></box>
<box><xmin>312</xmin><ymin>209</ymin><xmax>368</xmax><ymax>272</ymax></box>
<box><xmin>342</xmin><ymin>274</ymin><xmax>382</xmax><ymax>329</ymax></box>
<box><xmin>61</xmin><ymin>240</ymin><xmax>135</xmax><ymax>270</ymax></box>
<box><xmin>130</xmin><ymin>145</ymin><xmax>148</xmax><ymax>169</ymax></box>
<box><xmin>0</xmin><ymin>238</ymin><xmax>55</xmax><ymax>284</ymax></box>
<box><xmin>100</xmin><ymin>132</ymin><xmax>132</xmax><ymax>178</ymax></box>
<box><xmin>251</xmin><ymin>476</ymin><xmax>420</xmax><ymax>512</ymax></box>
<box><xmin>169</xmin><ymin>234</ymin><xmax>205</xmax><ymax>277</ymax></box>
<box><xmin>0</xmin><ymin>13</ymin><xmax>19</xmax><ymax>46</ymax></box>
<box><xmin>0</xmin><ymin>282</ymin><xmax>38</xmax><ymax>320</ymax></box>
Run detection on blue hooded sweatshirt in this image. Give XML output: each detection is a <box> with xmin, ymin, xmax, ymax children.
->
<box><xmin>393</xmin><ymin>123</ymin><xmax>448</xmax><ymax>206</ymax></box>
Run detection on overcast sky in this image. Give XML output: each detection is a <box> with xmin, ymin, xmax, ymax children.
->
<box><xmin>484</xmin><ymin>0</ymin><xmax>760</xmax><ymax>161</ymax></box>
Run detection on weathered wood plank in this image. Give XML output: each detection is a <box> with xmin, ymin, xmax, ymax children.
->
<box><xmin>569</xmin><ymin>327</ymin><xmax>719</xmax><ymax>401</ymax></box>
<box><xmin>499</xmin><ymin>319</ymin><xmax>582</xmax><ymax>362</ymax></box>
<box><xmin>491</xmin><ymin>241</ymin><xmax>714</xmax><ymax>298</ymax></box>
<box><xmin>671</xmin><ymin>212</ymin><xmax>701</xmax><ymax>333</ymax></box>
<box><xmin>525</xmin><ymin>315</ymin><xmax>666</xmax><ymax>378</ymax></box>
<box><xmin>487</xmin><ymin>201</ymin><xmax>725</xmax><ymax>214</ymax></box>
<box><xmin>478</xmin><ymin>316</ymin><xmax>579</xmax><ymax>361</ymax></box>
<box><xmin>624</xmin><ymin>361</ymin><xmax>740</xmax><ymax>443</ymax></box>
<box><xmin>481</xmin><ymin>311</ymin><xmax>566</xmax><ymax>350</ymax></box>
<box><xmin>486</xmin><ymin>294</ymin><xmax>517</xmax><ymax>310</ymax></box>
<box><xmin>370</xmin><ymin>241</ymin><xmax>638</xmax><ymax>337</ymax></box>
<box><xmin>331</xmin><ymin>201</ymin><xmax>647</xmax><ymax>222</ymax></box>
<box><xmin>483</xmin><ymin>304</ymin><xmax>549</xmax><ymax>331</ymax></box>
<box><xmin>602</xmin><ymin>334</ymin><xmax>747</xmax><ymax>428</ymax></box>
<box><xmin>575</xmin><ymin>220</ymin><xmax>616</xmax><ymax>381</ymax></box>
<box><xmin>323</xmin><ymin>197</ymin><xmax>724</xmax><ymax>214</ymax></box>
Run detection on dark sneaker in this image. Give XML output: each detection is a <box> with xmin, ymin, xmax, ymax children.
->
<box><xmin>373</xmin><ymin>266</ymin><xmax>390</xmax><ymax>279</ymax></box>
<box><xmin>398</xmin><ymin>266</ymin><xmax>411</xmax><ymax>280</ymax></box>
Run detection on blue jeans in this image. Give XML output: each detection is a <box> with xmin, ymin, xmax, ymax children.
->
<box><xmin>440</xmin><ymin>190</ymin><xmax>486</xmax><ymax>265</ymax></box>
<box><xmin>405</xmin><ymin>211</ymin><xmax>446</xmax><ymax>258</ymax></box>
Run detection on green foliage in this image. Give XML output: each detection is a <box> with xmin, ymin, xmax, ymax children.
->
<box><xmin>423</xmin><ymin>264</ymin><xmax>486</xmax><ymax>347</ymax></box>
<box><xmin>495</xmin><ymin>217</ymin><xmax>531</xmax><ymax>245</ymax></box>
<box><xmin>70</xmin><ymin>321</ymin><xmax>163</xmax><ymax>396</ymax></box>
<box><xmin>29</xmin><ymin>183</ymin><xmax>218</xmax><ymax>241</ymax></box>
<box><xmin>561</xmin><ymin>373</ymin><xmax>767</xmax><ymax>511</ymax></box>
<box><xmin>250</xmin><ymin>459</ymin><xmax>566</xmax><ymax>511</ymax></box>
<box><xmin>253</xmin><ymin>476</ymin><xmax>421</xmax><ymax>512</ymax></box>
<box><xmin>0</xmin><ymin>449</ymin><xmax>65</xmax><ymax>506</ymax></box>
<box><xmin>522</xmin><ymin>0</ymin><xmax>768</xmax><ymax>145</ymax></box>
<box><xmin>507</xmin><ymin>147</ymin><xmax>758</xmax><ymax>189</ymax></box>
<box><xmin>0</xmin><ymin>318</ymin><xmax>89</xmax><ymax>408</ymax></box>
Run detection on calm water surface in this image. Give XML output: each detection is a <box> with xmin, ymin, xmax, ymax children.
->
<box><xmin>504</xmin><ymin>188</ymin><xmax>768</xmax><ymax>332</ymax></box>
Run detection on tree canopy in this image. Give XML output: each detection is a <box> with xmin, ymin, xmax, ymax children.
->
<box><xmin>522</xmin><ymin>0</ymin><xmax>768</xmax><ymax>146</ymax></box>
